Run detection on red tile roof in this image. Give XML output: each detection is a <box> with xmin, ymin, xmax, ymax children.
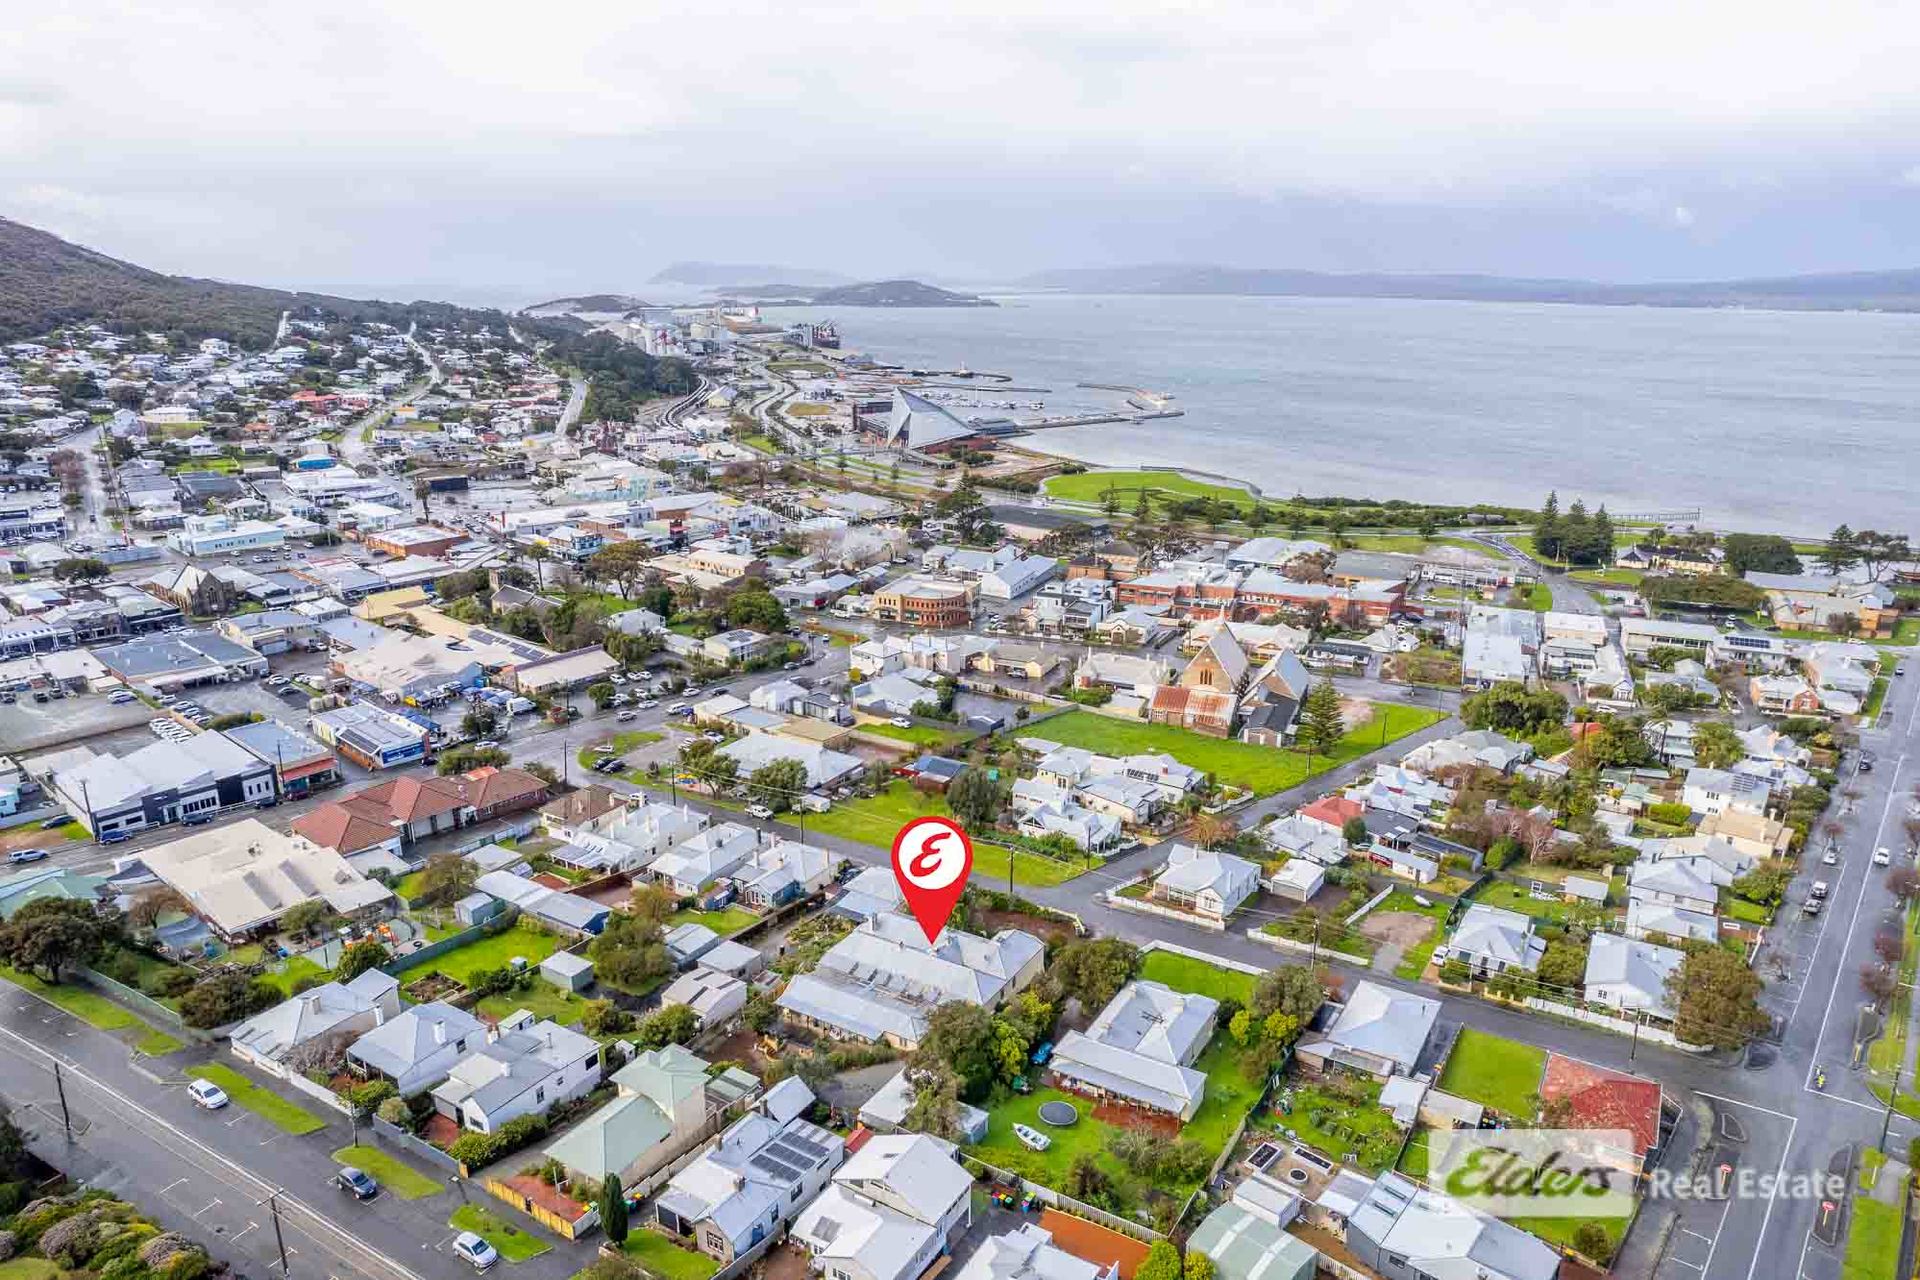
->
<box><xmin>1541</xmin><ymin>1053</ymin><xmax>1663</xmax><ymax>1156</ymax></box>
<box><xmin>1300</xmin><ymin>795</ymin><xmax>1364</xmax><ymax>828</ymax></box>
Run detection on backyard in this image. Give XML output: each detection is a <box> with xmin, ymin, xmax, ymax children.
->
<box><xmin>669</xmin><ymin>906</ymin><xmax>758</xmax><ymax>937</ymax></box>
<box><xmin>785</xmin><ymin>781</ymin><xmax>1100</xmax><ymax>889</ymax></box>
<box><xmin>1138</xmin><ymin>949</ymin><xmax>1256</xmax><ymax>1004</ymax></box>
<box><xmin>427</xmin><ymin>922</ymin><xmax>564</xmax><ymax>986</ymax></box>
<box><xmin>858</xmin><ymin>721</ymin><xmax>972</xmax><ymax>751</ymax></box>
<box><xmin>1467</xmin><ymin>878</ymin><xmax>1610</xmax><ymax>926</ymax></box>
<box><xmin>1026</xmin><ymin>705</ymin><xmax>1445</xmax><ymax>796</ymax></box>
<box><xmin>1367</xmin><ymin>890</ymin><xmax>1452</xmax><ymax>980</ymax></box>
<box><xmin>1270</xmin><ymin>1078</ymin><xmax>1402</xmax><ymax>1172</ymax></box>
<box><xmin>623</xmin><ymin>1231</ymin><xmax>720</xmax><ymax>1280</ymax></box>
<box><xmin>1436</xmin><ymin>1028</ymin><xmax>1547</xmax><ymax>1121</ymax></box>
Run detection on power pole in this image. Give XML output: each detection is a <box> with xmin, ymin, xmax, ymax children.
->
<box><xmin>1881</xmin><ymin>1056</ymin><xmax>1901</xmax><ymax>1154</ymax></box>
<box><xmin>267</xmin><ymin>1191</ymin><xmax>290</xmax><ymax>1276</ymax></box>
<box><xmin>53</xmin><ymin>1063</ymin><xmax>71</xmax><ymax>1139</ymax></box>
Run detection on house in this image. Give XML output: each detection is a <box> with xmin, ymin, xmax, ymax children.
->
<box><xmin>1267</xmin><ymin>859</ymin><xmax>1326</xmax><ymax>902</ymax></box>
<box><xmin>1749</xmin><ymin>674</ymin><xmax>1823</xmax><ymax>715</ymax></box>
<box><xmin>1698</xmin><ymin>808</ymin><xmax>1794</xmax><ymax>860</ymax></box>
<box><xmin>0</xmin><ymin>866</ymin><xmax>107</xmax><ymax>920</ymax></box>
<box><xmin>1446</xmin><ymin>904</ymin><xmax>1545</xmax><ymax>976</ymax></box>
<box><xmin>473</xmin><ymin>870</ymin><xmax>610</xmax><ymax>936</ymax></box>
<box><xmin>1628</xmin><ymin>855</ymin><xmax>1727</xmax><ymax>915</ymax></box>
<box><xmin>1048</xmin><ymin>980</ymin><xmax>1218</xmax><ymax>1120</ymax></box>
<box><xmin>544</xmin><ymin>1044</ymin><xmax>760</xmax><ymax>1186</ymax></box>
<box><xmin>655</xmin><ymin>1099</ymin><xmax>845</xmax><ymax>1264</ymax></box>
<box><xmin>1294</xmin><ymin>981</ymin><xmax>1439</xmax><ymax>1079</ymax></box>
<box><xmin>1624</xmin><ymin>897</ymin><xmax>1718</xmax><ymax>944</ymax></box>
<box><xmin>1682</xmin><ymin>766</ymin><xmax>1768</xmax><ymax>817</ymax></box>
<box><xmin>792</xmin><ymin>1135</ymin><xmax>974</xmax><ymax>1280</ymax></box>
<box><xmin>292</xmin><ymin>774</ymin><xmax>475</xmax><ymax>859</ymax></box>
<box><xmin>1400</xmin><ymin>729</ymin><xmax>1535</xmax><ymax>775</ymax></box>
<box><xmin>348</xmin><ymin>1000</ymin><xmax>489</xmax><ymax>1095</ymax></box>
<box><xmin>228</xmin><ymin>970</ymin><xmax>402</xmax><ymax>1078</ymax></box>
<box><xmin>729</xmin><ymin>839</ymin><xmax>834</xmax><ymax>909</ymax></box>
<box><xmin>857</xmin><ymin>1068</ymin><xmax>989</xmax><ymax>1144</ymax></box>
<box><xmin>539</xmin><ymin>785</ymin><xmax>629</xmax><ymax>842</ymax></box>
<box><xmin>1011</xmin><ymin>781</ymin><xmax>1122</xmax><ymax>852</ymax></box>
<box><xmin>1343</xmin><ymin>1172</ymin><xmax>1560</xmax><ymax>1280</ymax></box>
<box><xmin>649</xmin><ymin>822</ymin><xmax>761</xmax><ymax>897</ymax></box>
<box><xmin>1259</xmin><ymin>814</ymin><xmax>1348</xmax><ymax>865</ymax></box>
<box><xmin>830</xmin><ymin>866</ymin><xmax>906</xmax><ymax>923</ymax></box>
<box><xmin>137</xmin><ymin>820</ymin><xmax>392</xmax><ymax>940</ymax></box>
<box><xmin>661</xmin><ymin>967</ymin><xmax>749</xmax><ymax>1027</ymax></box>
<box><xmin>776</xmin><ymin>914</ymin><xmax>1045</xmax><ymax>1049</ymax></box>
<box><xmin>1073</xmin><ymin>650</ymin><xmax>1174</xmax><ymax>692</ymax></box>
<box><xmin>431</xmin><ymin>1010</ymin><xmax>601</xmax><ymax>1134</ymax></box>
<box><xmin>717</xmin><ymin>734</ymin><xmax>864</xmax><ymax>793</ymax></box>
<box><xmin>1188</xmin><ymin>1190</ymin><xmax>1316</xmax><ymax>1280</ymax></box>
<box><xmin>1620</xmin><ymin>617</ymin><xmax>1718</xmax><ymax>659</ymax></box>
<box><xmin>1150</xmin><ymin>845</ymin><xmax>1260</xmax><ymax>922</ymax></box>
<box><xmin>1540</xmin><ymin>1054</ymin><xmax>1666</xmax><ymax>1166</ymax></box>
<box><xmin>1584</xmin><ymin>934</ymin><xmax>1684</xmax><ymax>1021</ymax></box>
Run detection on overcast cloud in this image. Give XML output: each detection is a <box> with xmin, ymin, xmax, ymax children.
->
<box><xmin>5</xmin><ymin>1</ymin><xmax>1919</xmax><ymax>301</ymax></box>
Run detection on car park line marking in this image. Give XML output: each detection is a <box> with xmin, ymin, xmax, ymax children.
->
<box><xmin>1695</xmin><ymin>1091</ymin><xmax>1795</xmax><ymax>1121</ymax></box>
<box><xmin>160</xmin><ymin>1178</ymin><xmax>188</xmax><ymax>1195</ymax></box>
<box><xmin>1679</xmin><ymin>1228</ymin><xmax>1714</xmax><ymax>1244</ymax></box>
<box><xmin>197</xmin><ymin>1199</ymin><xmax>222</xmax><ymax>1216</ymax></box>
<box><xmin>231</xmin><ymin>1223</ymin><xmax>258</xmax><ymax>1243</ymax></box>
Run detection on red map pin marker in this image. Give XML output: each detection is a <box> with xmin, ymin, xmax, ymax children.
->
<box><xmin>891</xmin><ymin>816</ymin><xmax>974</xmax><ymax>943</ymax></box>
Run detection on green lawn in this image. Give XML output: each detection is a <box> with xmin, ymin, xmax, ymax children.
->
<box><xmin>395</xmin><ymin>870</ymin><xmax>431</xmax><ymax>902</ymax></box>
<box><xmin>1278</xmin><ymin>1081</ymin><xmax>1402</xmax><ymax>1172</ymax></box>
<box><xmin>1023</xmin><ymin>705</ymin><xmax>1444</xmax><ymax>796</ymax></box>
<box><xmin>1863</xmin><ymin>678</ymin><xmax>1890</xmax><ymax>720</ymax></box>
<box><xmin>578</xmin><ymin>730</ymin><xmax>666</xmax><ymax>773</ymax></box>
<box><xmin>1341</xmin><ymin>534</ymin><xmax>1487</xmax><ymax>554</ymax></box>
<box><xmin>969</xmin><ymin>1034</ymin><xmax>1263</xmax><ymax>1212</ymax></box>
<box><xmin>189</xmin><ymin>1063</ymin><xmax>327</xmax><ymax>1135</ymax></box>
<box><xmin>1042</xmin><ymin>469</ymin><xmax>1257</xmax><ymax>511</ymax></box>
<box><xmin>1139</xmin><ymin>950</ymin><xmax>1256</xmax><ymax>1004</ymax></box>
<box><xmin>135</xmin><ymin>1030</ymin><xmax>186</xmax><ymax>1057</ymax></box>
<box><xmin>1468</xmin><ymin>879</ymin><xmax>1581</xmax><ymax>924</ymax></box>
<box><xmin>668</xmin><ymin>907</ymin><xmax>758</xmax><ymax>937</ymax></box>
<box><xmin>1374</xmin><ymin>890</ymin><xmax>1452</xmax><ymax>980</ymax></box>
<box><xmin>742</xmin><ymin>433</ymin><xmax>781</xmax><ymax>454</ymax></box>
<box><xmin>1437</xmin><ymin>1028</ymin><xmax>1547</xmax><ymax>1121</ymax></box>
<box><xmin>781</xmin><ymin>781</ymin><xmax>1100</xmax><ymax>888</ymax></box>
<box><xmin>331</xmin><ymin>1144</ymin><xmax>446</xmax><ymax>1199</ymax></box>
<box><xmin>1720</xmin><ymin>893</ymin><xmax>1772</xmax><ymax>925</ymax></box>
<box><xmin>260</xmin><ymin>954</ymin><xmax>327</xmax><ymax>997</ymax></box>
<box><xmin>428</xmin><ymin>925</ymin><xmax>563</xmax><ymax>985</ymax></box>
<box><xmin>474</xmin><ymin>985</ymin><xmax>587</xmax><ymax>1028</ymax></box>
<box><xmin>859</xmin><ymin>721</ymin><xmax>971</xmax><ymax>751</ymax></box>
<box><xmin>1569</xmin><ymin>567</ymin><xmax>1645</xmax><ymax>588</ymax></box>
<box><xmin>1508</xmin><ymin>1212</ymin><xmax>1627</xmax><ymax>1261</ymax></box>
<box><xmin>0</xmin><ymin>965</ymin><xmax>137</xmax><ymax>1031</ymax></box>
<box><xmin>623</xmin><ymin>1231</ymin><xmax>721</xmax><ymax>1280</ymax></box>
<box><xmin>1398</xmin><ymin>1128</ymin><xmax>1431</xmax><ymax>1178</ymax></box>
<box><xmin>54</xmin><ymin>820</ymin><xmax>89</xmax><ymax>842</ymax></box>
<box><xmin>1843</xmin><ymin>1198</ymin><xmax>1900</xmax><ymax>1280</ymax></box>
<box><xmin>449</xmin><ymin>1205</ymin><xmax>551</xmax><ymax>1262</ymax></box>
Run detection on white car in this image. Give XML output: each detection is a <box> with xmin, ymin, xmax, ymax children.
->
<box><xmin>1876</xmin><ymin>846</ymin><xmax>1893</xmax><ymax>866</ymax></box>
<box><xmin>746</xmin><ymin>804</ymin><xmax>775</xmax><ymax>820</ymax></box>
<box><xmin>889</xmin><ymin>716</ymin><xmax>912</xmax><ymax>729</ymax></box>
<box><xmin>610</xmin><ymin>673</ymin><xmax>627</xmax><ymax>685</ymax></box>
<box><xmin>636</xmin><ymin>699</ymin><xmax>658</xmax><ymax>710</ymax></box>
<box><xmin>1823</xmin><ymin>848</ymin><xmax>1840</xmax><ymax>865</ymax></box>
<box><xmin>451</xmin><ymin>1233</ymin><xmax>499</xmax><ymax>1271</ymax></box>
<box><xmin>187</xmin><ymin>1078</ymin><xmax>230</xmax><ymax>1110</ymax></box>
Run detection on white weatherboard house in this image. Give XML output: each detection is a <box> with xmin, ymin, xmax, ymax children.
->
<box><xmin>776</xmin><ymin>914</ymin><xmax>1044</xmax><ymax>1049</ymax></box>
<box><xmin>655</xmin><ymin>1093</ymin><xmax>845</xmax><ymax>1264</ymax></box>
<box><xmin>792</xmin><ymin>1134</ymin><xmax>974</xmax><ymax>1280</ymax></box>
<box><xmin>1584</xmin><ymin>934</ymin><xmax>1685</xmax><ymax>1021</ymax></box>
<box><xmin>1150</xmin><ymin>844</ymin><xmax>1260</xmax><ymax>922</ymax></box>
<box><xmin>228</xmin><ymin>969</ymin><xmax>401</xmax><ymax>1078</ymax></box>
<box><xmin>1446</xmin><ymin>903</ymin><xmax>1545</xmax><ymax>976</ymax></box>
<box><xmin>430</xmin><ymin>1011</ymin><xmax>601</xmax><ymax>1133</ymax></box>
<box><xmin>1294</xmin><ymin>981</ymin><xmax>1440</xmax><ymax>1079</ymax></box>
<box><xmin>1047</xmin><ymin>979</ymin><xmax>1218</xmax><ymax>1120</ymax></box>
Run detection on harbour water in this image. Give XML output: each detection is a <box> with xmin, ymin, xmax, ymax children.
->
<box><xmin>801</xmin><ymin>293</ymin><xmax>1920</xmax><ymax>533</ymax></box>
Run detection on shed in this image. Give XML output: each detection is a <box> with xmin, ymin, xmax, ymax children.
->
<box><xmin>541</xmin><ymin>950</ymin><xmax>595</xmax><ymax>993</ymax></box>
<box><xmin>697</xmin><ymin>938</ymin><xmax>765</xmax><ymax>979</ymax></box>
<box><xmin>455</xmin><ymin>891</ymin><xmax>505</xmax><ymax>928</ymax></box>
<box><xmin>664</xmin><ymin>922</ymin><xmax>721</xmax><ymax>966</ymax></box>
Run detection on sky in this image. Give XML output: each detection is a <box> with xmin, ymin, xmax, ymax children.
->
<box><xmin>6</xmin><ymin>1</ymin><xmax>1920</xmax><ymax>304</ymax></box>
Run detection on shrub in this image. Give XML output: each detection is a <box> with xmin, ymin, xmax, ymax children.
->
<box><xmin>149</xmin><ymin>968</ymin><xmax>196</xmax><ymax>998</ymax></box>
<box><xmin>348</xmin><ymin>1080</ymin><xmax>398</xmax><ymax>1113</ymax></box>
<box><xmin>448</xmin><ymin>1132</ymin><xmax>500</xmax><ymax>1167</ymax></box>
<box><xmin>1572</xmin><ymin>1221</ymin><xmax>1610</xmax><ymax>1260</ymax></box>
<box><xmin>1646</xmin><ymin>802</ymin><xmax>1693</xmax><ymax>827</ymax></box>
<box><xmin>375</xmin><ymin>1096</ymin><xmax>410</xmax><ymax>1126</ymax></box>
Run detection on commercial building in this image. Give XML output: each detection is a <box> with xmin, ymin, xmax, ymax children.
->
<box><xmin>166</xmin><ymin>514</ymin><xmax>287</xmax><ymax>557</ymax></box>
<box><xmin>223</xmin><ymin>719</ymin><xmax>341</xmax><ymax>799</ymax></box>
<box><xmin>94</xmin><ymin>629</ymin><xmax>268</xmax><ymax>691</ymax></box>
<box><xmin>870</xmin><ymin>576</ymin><xmax>974</xmax><ymax>628</ymax></box>
<box><xmin>33</xmin><ymin>732</ymin><xmax>278</xmax><ymax>837</ymax></box>
<box><xmin>308</xmin><ymin>701</ymin><xmax>432</xmax><ymax>770</ymax></box>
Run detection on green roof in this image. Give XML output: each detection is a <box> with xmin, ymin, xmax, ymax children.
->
<box><xmin>0</xmin><ymin>867</ymin><xmax>108</xmax><ymax>919</ymax></box>
<box><xmin>543</xmin><ymin>1093</ymin><xmax>673</xmax><ymax>1181</ymax></box>
<box><xmin>1188</xmin><ymin>1203</ymin><xmax>1317</xmax><ymax>1280</ymax></box>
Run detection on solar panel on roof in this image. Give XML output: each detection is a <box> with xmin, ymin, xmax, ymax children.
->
<box><xmin>775</xmin><ymin>1132</ymin><xmax>829</xmax><ymax>1162</ymax></box>
<box><xmin>750</xmin><ymin>1153</ymin><xmax>800</xmax><ymax>1183</ymax></box>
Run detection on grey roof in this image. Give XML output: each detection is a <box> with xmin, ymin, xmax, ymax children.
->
<box><xmin>348</xmin><ymin>1001</ymin><xmax>485</xmax><ymax>1076</ymax></box>
<box><xmin>229</xmin><ymin>969</ymin><xmax>396</xmax><ymax>1061</ymax></box>
<box><xmin>1049</xmin><ymin>980</ymin><xmax>1217</xmax><ymax>1115</ymax></box>
<box><xmin>1299</xmin><ymin>980</ymin><xmax>1438</xmax><ymax>1074</ymax></box>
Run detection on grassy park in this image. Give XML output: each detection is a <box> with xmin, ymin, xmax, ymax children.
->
<box><xmin>1026</xmin><ymin>704</ymin><xmax>1444</xmax><ymax>796</ymax></box>
<box><xmin>449</xmin><ymin>1205</ymin><xmax>551</xmax><ymax>1262</ymax></box>
<box><xmin>331</xmin><ymin>1144</ymin><xmax>445</xmax><ymax>1199</ymax></box>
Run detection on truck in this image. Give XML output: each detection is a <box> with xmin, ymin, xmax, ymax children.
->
<box><xmin>506</xmin><ymin>696</ymin><xmax>536</xmax><ymax>716</ymax></box>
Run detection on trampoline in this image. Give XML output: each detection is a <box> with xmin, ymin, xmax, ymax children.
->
<box><xmin>1037</xmin><ymin>1100</ymin><xmax>1079</xmax><ymax>1127</ymax></box>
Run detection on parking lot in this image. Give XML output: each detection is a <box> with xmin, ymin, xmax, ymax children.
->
<box><xmin>0</xmin><ymin>689</ymin><xmax>153</xmax><ymax>755</ymax></box>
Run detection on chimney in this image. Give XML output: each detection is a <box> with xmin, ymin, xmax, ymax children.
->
<box><xmin>432</xmin><ymin>1020</ymin><xmax>446</xmax><ymax>1045</ymax></box>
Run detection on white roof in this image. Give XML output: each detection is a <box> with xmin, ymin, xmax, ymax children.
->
<box><xmin>1298</xmin><ymin>980</ymin><xmax>1438</xmax><ymax>1074</ymax></box>
<box><xmin>1584</xmin><ymin>934</ymin><xmax>1683</xmax><ymax>1017</ymax></box>
<box><xmin>953</xmin><ymin>1225</ymin><xmax>1112</xmax><ymax>1280</ymax></box>
<box><xmin>1450</xmin><ymin>904</ymin><xmax>1544</xmax><ymax>970</ymax></box>
<box><xmin>141</xmin><ymin>819</ymin><xmax>392</xmax><ymax>935</ymax></box>
<box><xmin>1049</xmin><ymin>980</ymin><xmax>1217</xmax><ymax>1116</ymax></box>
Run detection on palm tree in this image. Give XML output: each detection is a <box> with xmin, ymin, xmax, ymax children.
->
<box><xmin>527</xmin><ymin>544</ymin><xmax>552</xmax><ymax>590</ymax></box>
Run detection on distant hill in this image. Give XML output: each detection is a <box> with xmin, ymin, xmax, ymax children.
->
<box><xmin>0</xmin><ymin>216</ymin><xmax>542</xmax><ymax>347</ymax></box>
<box><xmin>521</xmin><ymin>293</ymin><xmax>655</xmax><ymax>319</ymax></box>
<box><xmin>1013</xmin><ymin>262</ymin><xmax>1920</xmax><ymax>311</ymax></box>
<box><xmin>650</xmin><ymin>261</ymin><xmax>852</xmax><ymax>288</ymax></box>
<box><xmin>716</xmin><ymin>278</ymin><xmax>995</xmax><ymax>308</ymax></box>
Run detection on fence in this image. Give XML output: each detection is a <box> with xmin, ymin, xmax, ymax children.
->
<box><xmin>382</xmin><ymin>913</ymin><xmax>516</xmax><ymax>978</ymax></box>
<box><xmin>1105</xmin><ymin>891</ymin><xmax>1227</xmax><ymax>932</ymax></box>
<box><xmin>1518</xmin><ymin>997</ymin><xmax>1710</xmax><ymax>1053</ymax></box>
<box><xmin>1344</xmin><ymin>885</ymin><xmax>1395</xmax><ymax>927</ymax></box>
<box><xmin>960</xmin><ymin>1153</ymin><xmax>1164</xmax><ymax>1243</ymax></box>
<box><xmin>76</xmin><ymin>966</ymin><xmax>216</xmax><ymax>1042</ymax></box>
<box><xmin>282</xmin><ymin>1070</ymin><xmax>352</xmax><ymax>1115</ymax></box>
<box><xmin>371</xmin><ymin>1115</ymin><xmax>465</xmax><ymax>1177</ymax></box>
<box><xmin>1244</xmin><ymin>928</ymin><xmax>1373</xmax><ymax>969</ymax></box>
<box><xmin>1139</xmin><ymin>938</ymin><xmax>1268</xmax><ymax>977</ymax></box>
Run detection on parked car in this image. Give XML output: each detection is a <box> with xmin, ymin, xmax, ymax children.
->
<box><xmin>333</xmin><ymin>1167</ymin><xmax>380</xmax><ymax>1200</ymax></box>
<box><xmin>187</xmin><ymin>1079</ymin><xmax>229</xmax><ymax>1110</ymax></box>
<box><xmin>451</xmin><ymin>1233</ymin><xmax>499</xmax><ymax>1272</ymax></box>
<box><xmin>889</xmin><ymin>716</ymin><xmax>912</xmax><ymax>728</ymax></box>
<box><xmin>7</xmin><ymin>849</ymin><xmax>48</xmax><ymax>864</ymax></box>
<box><xmin>1876</xmin><ymin>847</ymin><xmax>1893</xmax><ymax>866</ymax></box>
<box><xmin>746</xmin><ymin>804</ymin><xmax>775</xmax><ymax>820</ymax></box>
<box><xmin>108</xmin><ymin>690</ymin><xmax>137</xmax><ymax>705</ymax></box>
<box><xmin>1823</xmin><ymin>848</ymin><xmax>1840</xmax><ymax>865</ymax></box>
<box><xmin>616</xmin><ymin>710</ymin><xmax>637</xmax><ymax>722</ymax></box>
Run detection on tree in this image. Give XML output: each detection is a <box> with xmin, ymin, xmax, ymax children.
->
<box><xmin>1250</xmin><ymin>964</ymin><xmax>1325</xmax><ymax>1027</ymax></box>
<box><xmin>280</xmin><ymin>900</ymin><xmax>336</xmax><ymax>937</ymax></box>
<box><xmin>1183</xmin><ymin>1253</ymin><xmax>1215</xmax><ymax>1280</ymax></box>
<box><xmin>460</xmin><ymin>707</ymin><xmax>499</xmax><ymax>740</ymax></box>
<box><xmin>902</xmin><ymin>1062</ymin><xmax>963</xmax><ymax>1140</ymax></box>
<box><xmin>1691</xmin><ymin>721</ymin><xmax>1743</xmax><ymax>770</ymax></box>
<box><xmin>1461</xmin><ymin>682</ymin><xmax>1568</xmax><ymax>736</ymax></box>
<box><xmin>412</xmin><ymin>853</ymin><xmax>477</xmax><ymax>907</ymax></box>
<box><xmin>1667</xmin><ymin>947</ymin><xmax>1769</xmax><ymax>1050</ymax></box>
<box><xmin>1136</xmin><ymin>1241</ymin><xmax>1181</xmax><ymax>1280</ymax></box>
<box><xmin>748</xmin><ymin>758</ymin><xmax>808</xmax><ymax>814</ymax></box>
<box><xmin>1048</xmin><ymin>938</ymin><xmax>1140</xmax><ymax>1013</ymax></box>
<box><xmin>1535</xmin><ymin>491</ymin><xmax>1562</xmax><ymax>563</ymax></box>
<box><xmin>51</xmin><ymin>557</ymin><xmax>108</xmax><ymax>583</ymax></box>
<box><xmin>589</xmin><ymin>542</ymin><xmax>655</xmax><ymax>600</ymax></box>
<box><xmin>1537</xmin><ymin>938</ymin><xmax>1589</xmax><ymax>989</ymax></box>
<box><xmin>127</xmin><ymin>886</ymin><xmax>189</xmax><ymax>929</ymax></box>
<box><xmin>600</xmin><ymin>1174</ymin><xmax>628</xmax><ymax>1245</ymax></box>
<box><xmin>1340</xmin><ymin>816</ymin><xmax>1370</xmax><ymax>847</ymax></box>
<box><xmin>1296</xmin><ymin>680</ymin><xmax>1346</xmax><ymax>761</ymax></box>
<box><xmin>0</xmin><ymin>899</ymin><xmax>117</xmax><ymax>981</ymax></box>
<box><xmin>1818</xmin><ymin>525</ymin><xmax>1859</xmax><ymax>576</ymax></box>
<box><xmin>636</xmin><ymin>1003</ymin><xmax>700</xmax><ymax>1049</ymax></box>
<box><xmin>587</xmin><ymin>681</ymin><xmax>617</xmax><ymax>710</ymax></box>
<box><xmin>913</xmin><ymin>1002</ymin><xmax>998</xmax><ymax>1099</ymax></box>
<box><xmin>591</xmin><ymin>912</ymin><xmax>671</xmax><ymax>991</ymax></box>
<box><xmin>179</xmin><ymin>972</ymin><xmax>279</xmax><ymax>1028</ymax></box>
<box><xmin>1853</xmin><ymin>530</ymin><xmax>1913</xmax><ymax>582</ymax></box>
<box><xmin>946</xmin><ymin>767</ymin><xmax>1008</xmax><ymax>830</ymax></box>
<box><xmin>336</xmin><ymin>939</ymin><xmax>391</xmax><ymax>980</ymax></box>
<box><xmin>438</xmin><ymin>745</ymin><xmax>509</xmax><ymax>775</ymax></box>
<box><xmin>1722</xmin><ymin>533</ymin><xmax>1801</xmax><ymax>575</ymax></box>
